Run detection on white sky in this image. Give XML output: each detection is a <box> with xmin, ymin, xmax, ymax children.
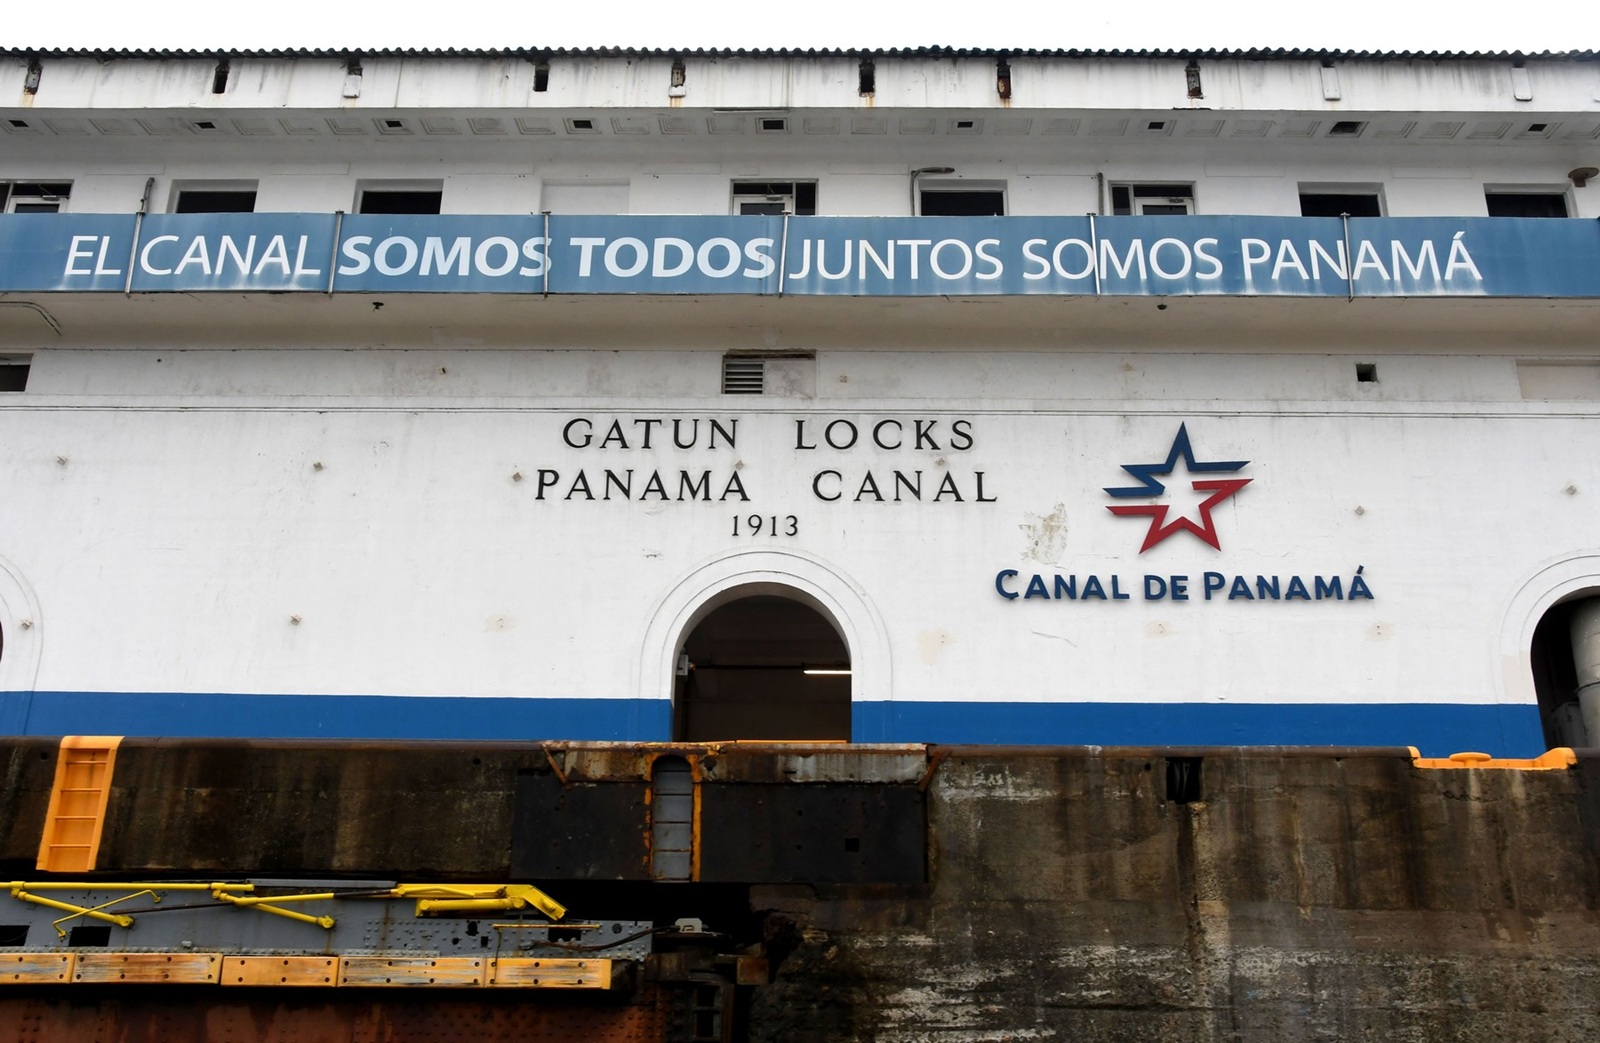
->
<box><xmin>7</xmin><ymin>0</ymin><xmax>1597</xmax><ymax>54</ymax></box>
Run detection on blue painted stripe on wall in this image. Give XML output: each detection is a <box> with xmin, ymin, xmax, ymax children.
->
<box><xmin>0</xmin><ymin>691</ymin><xmax>1546</xmax><ymax>757</ymax></box>
<box><xmin>852</xmin><ymin>701</ymin><xmax>1548</xmax><ymax>759</ymax></box>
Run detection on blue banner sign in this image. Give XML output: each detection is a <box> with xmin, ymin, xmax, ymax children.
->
<box><xmin>3</xmin><ymin>213</ymin><xmax>1597</xmax><ymax>299</ymax></box>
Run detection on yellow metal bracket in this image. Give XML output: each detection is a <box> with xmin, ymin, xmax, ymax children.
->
<box><xmin>210</xmin><ymin>889</ymin><xmax>337</xmax><ymax>930</ymax></box>
<box><xmin>6</xmin><ymin>881</ymin><xmax>256</xmax><ymax>938</ymax></box>
<box><xmin>1409</xmin><ymin>747</ymin><xmax>1577</xmax><ymax>770</ymax></box>
<box><xmin>390</xmin><ymin>884</ymin><xmax>567</xmax><ymax>921</ymax></box>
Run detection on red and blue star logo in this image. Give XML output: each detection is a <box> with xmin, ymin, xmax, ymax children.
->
<box><xmin>1104</xmin><ymin>424</ymin><xmax>1252</xmax><ymax>552</ymax></box>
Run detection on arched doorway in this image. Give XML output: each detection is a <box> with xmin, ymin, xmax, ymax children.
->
<box><xmin>1530</xmin><ymin>592</ymin><xmax>1600</xmax><ymax>748</ymax></box>
<box><xmin>673</xmin><ymin>593</ymin><xmax>851</xmax><ymax>742</ymax></box>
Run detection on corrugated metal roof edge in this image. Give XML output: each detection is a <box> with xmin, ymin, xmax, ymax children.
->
<box><xmin>0</xmin><ymin>46</ymin><xmax>1596</xmax><ymax>61</ymax></box>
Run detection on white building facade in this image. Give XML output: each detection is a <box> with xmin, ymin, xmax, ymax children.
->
<box><xmin>1</xmin><ymin>47</ymin><xmax>1597</xmax><ymax>755</ymax></box>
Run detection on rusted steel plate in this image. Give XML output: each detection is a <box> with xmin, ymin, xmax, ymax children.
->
<box><xmin>735</xmin><ymin>956</ymin><xmax>769</xmax><ymax>986</ymax></box>
<box><xmin>488</xmin><ymin>957</ymin><xmax>612</xmax><ymax>988</ymax></box>
<box><xmin>0</xmin><ymin>983</ymin><xmax>675</xmax><ymax>1042</ymax></box>
<box><xmin>541</xmin><ymin>742</ymin><xmax>930</xmax><ymax>784</ymax></box>
<box><xmin>338</xmin><ymin>956</ymin><xmax>486</xmax><ymax>987</ymax></box>
<box><xmin>222</xmin><ymin>955</ymin><xmax>338</xmax><ymax>986</ymax></box>
<box><xmin>0</xmin><ymin>953</ymin><xmax>73</xmax><ymax>983</ymax></box>
<box><xmin>511</xmin><ymin>772</ymin><xmax>650</xmax><ymax>880</ymax></box>
<box><xmin>699</xmin><ymin>747</ymin><xmax>928</xmax><ymax>784</ymax></box>
<box><xmin>699</xmin><ymin>782</ymin><xmax>926</xmax><ymax>883</ymax></box>
<box><xmin>73</xmin><ymin>952</ymin><xmax>221</xmax><ymax>984</ymax></box>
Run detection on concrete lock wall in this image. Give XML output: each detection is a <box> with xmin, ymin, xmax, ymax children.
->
<box><xmin>750</xmin><ymin>749</ymin><xmax>1600</xmax><ymax>1042</ymax></box>
<box><xmin>3</xmin><ymin>739</ymin><xmax>1598</xmax><ymax>1040</ymax></box>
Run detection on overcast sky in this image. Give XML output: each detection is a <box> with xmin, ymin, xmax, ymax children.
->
<box><xmin>6</xmin><ymin>0</ymin><xmax>1596</xmax><ymax>54</ymax></box>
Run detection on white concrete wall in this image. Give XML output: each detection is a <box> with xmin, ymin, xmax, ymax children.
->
<box><xmin>0</xmin><ymin>346</ymin><xmax>1594</xmax><ymax>710</ymax></box>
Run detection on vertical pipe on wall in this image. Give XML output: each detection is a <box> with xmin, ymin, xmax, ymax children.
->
<box><xmin>1570</xmin><ymin>599</ymin><xmax>1600</xmax><ymax>746</ymax></box>
<box><xmin>541</xmin><ymin>211</ymin><xmax>551</xmax><ymax>297</ymax></box>
<box><xmin>1341</xmin><ymin>213</ymin><xmax>1355</xmax><ymax>301</ymax></box>
<box><xmin>326</xmin><ymin>211</ymin><xmax>343</xmax><ymax>295</ymax></box>
<box><xmin>1088</xmin><ymin>213</ymin><xmax>1102</xmax><ymax>296</ymax></box>
<box><xmin>778</xmin><ymin>212</ymin><xmax>790</xmax><ymax>297</ymax></box>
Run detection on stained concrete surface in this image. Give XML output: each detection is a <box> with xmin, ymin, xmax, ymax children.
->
<box><xmin>4</xmin><ymin>740</ymin><xmax>1598</xmax><ymax>1041</ymax></box>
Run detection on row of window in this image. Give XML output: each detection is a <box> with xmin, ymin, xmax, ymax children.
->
<box><xmin>0</xmin><ymin>179</ymin><xmax>1577</xmax><ymax>219</ymax></box>
<box><xmin>1104</xmin><ymin>184</ymin><xmax>1568</xmax><ymax>218</ymax></box>
<box><xmin>0</xmin><ymin>182</ymin><xmax>445</xmax><ymax>216</ymax></box>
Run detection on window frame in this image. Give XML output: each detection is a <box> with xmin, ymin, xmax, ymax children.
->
<box><xmin>1483</xmin><ymin>186</ymin><xmax>1571</xmax><ymax>218</ymax></box>
<box><xmin>2</xmin><ymin>181</ymin><xmax>71</xmax><ymax>213</ymax></box>
<box><xmin>1110</xmin><ymin>183</ymin><xmax>1196</xmax><ymax>216</ymax></box>
<box><xmin>916</xmin><ymin>179</ymin><xmax>1007</xmax><ymax>217</ymax></box>
<box><xmin>170</xmin><ymin>181</ymin><xmax>259</xmax><ymax>214</ymax></box>
<box><xmin>356</xmin><ymin>181</ymin><xmax>446</xmax><ymax>215</ymax></box>
<box><xmin>730</xmin><ymin>180</ymin><xmax>817</xmax><ymax>216</ymax></box>
<box><xmin>1297</xmin><ymin>184</ymin><xmax>1385</xmax><ymax>218</ymax></box>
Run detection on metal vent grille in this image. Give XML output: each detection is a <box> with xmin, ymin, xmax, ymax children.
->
<box><xmin>722</xmin><ymin>357</ymin><xmax>765</xmax><ymax>395</ymax></box>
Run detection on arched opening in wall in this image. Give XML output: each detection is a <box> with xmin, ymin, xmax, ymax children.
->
<box><xmin>1529</xmin><ymin>591</ymin><xmax>1600</xmax><ymax>748</ymax></box>
<box><xmin>673</xmin><ymin>593</ymin><xmax>851</xmax><ymax>742</ymax></box>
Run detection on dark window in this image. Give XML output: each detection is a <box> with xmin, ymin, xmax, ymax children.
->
<box><xmin>733</xmin><ymin>181</ymin><xmax>816</xmax><ymax>216</ymax></box>
<box><xmin>1300</xmin><ymin>193</ymin><xmax>1382</xmax><ymax>217</ymax></box>
<box><xmin>1486</xmin><ymin>192</ymin><xmax>1569</xmax><ymax>218</ymax></box>
<box><xmin>1111</xmin><ymin>184</ymin><xmax>1193</xmax><ymax>216</ymax></box>
<box><xmin>1327</xmin><ymin>120</ymin><xmax>1366</xmax><ymax>137</ymax></box>
<box><xmin>533</xmin><ymin>63</ymin><xmax>550</xmax><ymax>92</ymax></box>
<box><xmin>359</xmin><ymin>190</ymin><xmax>443</xmax><ymax>215</ymax></box>
<box><xmin>920</xmin><ymin>190</ymin><xmax>1005</xmax><ymax>216</ymax></box>
<box><xmin>3</xmin><ymin>182</ymin><xmax>71</xmax><ymax>213</ymax></box>
<box><xmin>0</xmin><ymin>358</ymin><xmax>30</xmax><ymax>392</ymax></box>
<box><xmin>0</xmin><ymin>925</ymin><xmax>27</xmax><ymax>946</ymax></box>
<box><xmin>175</xmin><ymin>190</ymin><xmax>257</xmax><ymax>213</ymax></box>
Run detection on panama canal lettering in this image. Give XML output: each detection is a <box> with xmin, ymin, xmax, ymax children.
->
<box><xmin>995</xmin><ymin>568</ymin><xmax>1376</xmax><ymax>602</ymax></box>
<box><xmin>526</xmin><ymin>416</ymin><xmax>997</xmax><ymax>541</ymax></box>
<box><xmin>995</xmin><ymin>422</ymin><xmax>1375</xmax><ymax>605</ymax></box>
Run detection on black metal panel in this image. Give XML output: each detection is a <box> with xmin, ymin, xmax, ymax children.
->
<box><xmin>698</xmin><ymin>783</ymin><xmax>925</xmax><ymax>884</ymax></box>
<box><xmin>511</xmin><ymin>773</ymin><xmax>650</xmax><ymax>880</ymax></box>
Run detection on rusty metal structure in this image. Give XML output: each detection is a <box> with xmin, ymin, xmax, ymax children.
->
<box><xmin>1</xmin><ymin>736</ymin><xmax>1598</xmax><ymax>1041</ymax></box>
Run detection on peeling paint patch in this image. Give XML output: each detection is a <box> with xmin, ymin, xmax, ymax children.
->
<box><xmin>1019</xmin><ymin>503</ymin><xmax>1069</xmax><ymax>564</ymax></box>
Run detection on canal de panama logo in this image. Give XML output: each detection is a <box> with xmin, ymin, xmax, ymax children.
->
<box><xmin>1104</xmin><ymin>424</ymin><xmax>1251</xmax><ymax>553</ymax></box>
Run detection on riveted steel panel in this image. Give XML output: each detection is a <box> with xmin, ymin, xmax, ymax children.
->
<box><xmin>338</xmin><ymin>956</ymin><xmax>486</xmax><ymax>986</ymax></box>
<box><xmin>698</xmin><ymin>783</ymin><xmax>926</xmax><ymax>883</ymax></box>
<box><xmin>73</xmin><ymin>952</ymin><xmax>221</xmax><ymax>984</ymax></box>
<box><xmin>0</xmin><ymin>953</ymin><xmax>72</xmax><ymax>983</ymax></box>
<box><xmin>512</xmin><ymin>772</ymin><xmax>650</xmax><ymax>880</ymax></box>
<box><xmin>222</xmin><ymin>955</ymin><xmax>338</xmax><ymax>986</ymax></box>
<box><xmin>488</xmin><ymin>956</ymin><xmax>612</xmax><ymax>988</ymax></box>
<box><xmin>0</xmin><ymin>983</ymin><xmax>676</xmax><ymax>1042</ymax></box>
